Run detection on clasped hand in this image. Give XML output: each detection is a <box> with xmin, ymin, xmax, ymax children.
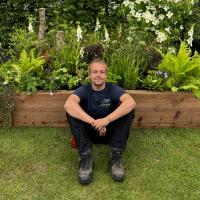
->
<box><xmin>90</xmin><ymin>117</ymin><xmax>110</xmax><ymax>136</ymax></box>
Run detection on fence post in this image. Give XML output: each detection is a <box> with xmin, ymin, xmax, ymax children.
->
<box><xmin>56</xmin><ymin>31</ymin><xmax>64</xmax><ymax>51</ymax></box>
<box><xmin>38</xmin><ymin>8</ymin><xmax>46</xmax><ymax>41</ymax></box>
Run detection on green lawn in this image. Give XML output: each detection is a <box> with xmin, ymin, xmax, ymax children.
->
<box><xmin>0</xmin><ymin>127</ymin><xmax>200</xmax><ymax>200</ymax></box>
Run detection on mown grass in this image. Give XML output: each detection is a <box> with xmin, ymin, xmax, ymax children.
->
<box><xmin>0</xmin><ymin>127</ymin><xmax>200</xmax><ymax>200</ymax></box>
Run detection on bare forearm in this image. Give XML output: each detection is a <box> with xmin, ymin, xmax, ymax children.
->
<box><xmin>107</xmin><ymin>99</ymin><xmax>135</xmax><ymax>123</ymax></box>
<box><xmin>64</xmin><ymin>101</ymin><xmax>94</xmax><ymax>124</ymax></box>
<box><xmin>91</xmin><ymin>98</ymin><xmax>135</xmax><ymax>130</ymax></box>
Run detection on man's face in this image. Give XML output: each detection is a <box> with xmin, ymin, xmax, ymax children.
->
<box><xmin>89</xmin><ymin>62</ymin><xmax>107</xmax><ymax>87</ymax></box>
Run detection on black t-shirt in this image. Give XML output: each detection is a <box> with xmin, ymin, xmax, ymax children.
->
<box><xmin>73</xmin><ymin>83</ymin><xmax>125</xmax><ymax>119</ymax></box>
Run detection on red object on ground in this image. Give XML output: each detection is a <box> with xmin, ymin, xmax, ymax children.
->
<box><xmin>70</xmin><ymin>136</ymin><xmax>77</xmax><ymax>149</ymax></box>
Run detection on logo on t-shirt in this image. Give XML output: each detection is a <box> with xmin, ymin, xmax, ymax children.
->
<box><xmin>100</xmin><ymin>98</ymin><xmax>111</xmax><ymax>108</ymax></box>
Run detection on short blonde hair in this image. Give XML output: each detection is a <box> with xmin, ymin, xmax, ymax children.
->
<box><xmin>88</xmin><ymin>58</ymin><xmax>108</xmax><ymax>73</ymax></box>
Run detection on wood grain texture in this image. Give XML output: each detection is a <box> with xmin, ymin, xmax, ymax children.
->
<box><xmin>13</xmin><ymin>90</ymin><xmax>200</xmax><ymax>128</ymax></box>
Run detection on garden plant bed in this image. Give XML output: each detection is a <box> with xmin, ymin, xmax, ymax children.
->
<box><xmin>13</xmin><ymin>90</ymin><xmax>200</xmax><ymax>128</ymax></box>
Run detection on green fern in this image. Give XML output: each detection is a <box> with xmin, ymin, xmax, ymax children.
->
<box><xmin>0</xmin><ymin>49</ymin><xmax>45</xmax><ymax>93</ymax></box>
<box><xmin>11</xmin><ymin>49</ymin><xmax>45</xmax><ymax>83</ymax></box>
<box><xmin>157</xmin><ymin>41</ymin><xmax>200</xmax><ymax>98</ymax></box>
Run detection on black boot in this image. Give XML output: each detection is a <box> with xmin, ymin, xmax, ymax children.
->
<box><xmin>79</xmin><ymin>150</ymin><xmax>93</xmax><ymax>185</ymax></box>
<box><xmin>110</xmin><ymin>149</ymin><xmax>124</xmax><ymax>182</ymax></box>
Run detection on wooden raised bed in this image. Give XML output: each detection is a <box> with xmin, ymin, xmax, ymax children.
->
<box><xmin>13</xmin><ymin>90</ymin><xmax>200</xmax><ymax>128</ymax></box>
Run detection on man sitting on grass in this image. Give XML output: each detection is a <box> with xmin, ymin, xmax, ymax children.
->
<box><xmin>64</xmin><ymin>58</ymin><xmax>136</xmax><ymax>185</ymax></box>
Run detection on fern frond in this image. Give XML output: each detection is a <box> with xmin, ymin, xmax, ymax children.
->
<box><xmin>158</xmin><ymin>52</ymin><xmax>176</xmax><ymax>75</ymax></box>
<box><xmin>19</xmin><ymin>50</ymin><xmax>31</xmax><ymax>73</ymax></box>
<box><xmin>176</xmin><ymin>41</ymin><xmax>191</xmax><ymax>72</ymax></box>
<box><xmin>180</xmin><ymin>84</ymin><xmax>199</xmax><ymax>91</ymax></box>
<box><xmin>165</xmin><ymin>77</ymin><xmax>176</xmax><ymax>88</ymax></box>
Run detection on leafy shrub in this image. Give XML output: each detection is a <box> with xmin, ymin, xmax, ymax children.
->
<box><xmin>157</xmin><ymin>41</ymin><xmax>200</xmax><ymax>97</ymax></box>
<box><xmin>0</xmin><ymin>82</ymin><xmax>14</xmax><ymax>126</ymax></box>
<box><xmin>120</xmin><ymin>0</ymin><xmax>199</xmax><ymax>52</ymax></box>
<box><xmin>105</xmin><ymin>40</ymin><xmax>146</xmax><ymax>89</ymax></box>
<box><xmin>0</xmin><ymin>49</ymin><xmax>45</xmax><ymax>93</ymax></box>
<box><xmin>139</xmin><ymin>70</ymin><xmax>165</xmax><ymax>91</ymax></box>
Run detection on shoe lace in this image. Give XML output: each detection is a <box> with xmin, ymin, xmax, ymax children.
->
<box><xmin>111</xmin><ymin>152</ymin><xmax>122</xmax><ymax>168</ymax></box>
<box><xmin>80</xmin><ymin>154</ymin><xmax>92</xmax><ymax>170</ymax></box>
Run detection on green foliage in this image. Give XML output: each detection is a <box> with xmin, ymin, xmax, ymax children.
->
<box><xmin>0</xmin><ymin>0</ymin><xmax>125</xmax><ymax>48</ymax></box>
<box><xmin>0</xmin><ymin>61</ymin><xmax>16</xmax><ymax>85</ymax></box>
<box><xmin>0</xmin><ymin>83</ymin><xmax>14</xmax><ymax>126</ymax></box>
<box><xmin>11</xmin><ymin>49</ymin><xmax>45</xmax><ymax>83</ymax></box>
<box><xmin>158</xmin><ymin>41</ymin><xmax>200</xmax><ymax>97</ymax></box>
<box><xmin>0</xmin><ymin>49</ymin><xmax>45</xmax><ymax>93</ymax></box>
<box><xmin>49</xmin><ymin>29</ymin><xmax>81</xmax><ymax>75</ymax></box>
<box><xmin>106</xmin><ymin>72</ymin><xmax>122</xmax><ymax>84</ymax></box>
<box><xmin>67</xmin><ymin>76</ymin><xmax>82</xmax><ymax>90</ymax></box>
<box><xmin>42</xmin><ymin>68</ymin><xmax>81</xmax><ymax>91</ymax></box>
<box><xmin>139</xmin><ymin>70</ymin><xmax>164</xmax><ymax>91</ymax></box>
<box><xmin>105</xmin><ymin>40</ymin><xmax>146</xmax><ymax>89</ymax></box>
<box><xmin>9</xmin><ymin>29</ymin><xmax>39</xmax><ymax>56</ymax></box>
<box><xmin>186</xmin><ymin>3</ymin><xmax>200</xmax><ymax>41</ymax></box>
<box><xmin>17</xmin><ymin>75</ymin><xmax>42</xmax><ymax>94</ymax></box>
<box><xmin>8</xmin><ymin>28</ymin><xmax>50</xmax><ymax>65</ymax></box>
<box><xmin>120</xmin><ymin>0</ymin><xmax>199</xmax><ymax>52</ymax></box>
<box><xmin>1</xmin><ymin>5</ymin><xmax>200</xmax><ymax>95</ymax></box>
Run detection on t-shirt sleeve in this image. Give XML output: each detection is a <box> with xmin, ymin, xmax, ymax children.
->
<box><xmin>110</xmin><ymin>84</ymin><xmax>125</xmax><ymax>102</ymax></box>
<box><xmin>73</xmin><ymin>86</ymin><xmax>86</xmax><ymax>101</ymax></box>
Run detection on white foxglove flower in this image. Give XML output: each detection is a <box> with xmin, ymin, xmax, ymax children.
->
<box><xmin>28</xmin><ymin>17</ymin><xmax>34</xmax><ymax>33</ymax></box>
<box><xmin>94</xmin><ymin>18</ymin><xmax>101</xmax><ymax>32</ymax></box>
<box><xmin>79</xmin><ymin>47</ymin><xmax>84</xmax><ymax>58</ymax></box>
<box><xmin>76</xmin><ymin>25</ymin><xmax>82</xmax><ymax>42</ymax></box>
<box><xmin>187</xmin><ymin>25</ymin><xmax>194</xmax><ymax>47</ymax></box>
<box><xmin>104</xmin><ymin>27</ymin><xmax>110</xmax><ymax>42</ymax></box>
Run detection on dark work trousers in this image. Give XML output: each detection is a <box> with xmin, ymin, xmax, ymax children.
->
<box><xmin>67</xmin><ymin>110</ymin><xmax>135</xmax><ymax>155</ymax></box>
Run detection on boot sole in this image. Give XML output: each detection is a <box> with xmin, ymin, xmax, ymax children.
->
<box><xmin>79</xmin><ymin>163</ymin><xmax>94</xmax><ymax>185</ymax></box>
<box><xmin>79</xmin><ymin>174</ymin><xmax>92</xmax><ymax>185</ymax></box>
<box><xmin>111</xmin><ymin>174</ymin><xmax>124</xmax><ymax>182</ymax></box>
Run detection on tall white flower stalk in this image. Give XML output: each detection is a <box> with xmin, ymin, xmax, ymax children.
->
<box><xmin>104</xmin><ymin>26</ymin><xmax>110</xmax><ymax>42</ymax></box>
<box><xmin>76</xmin><ymin>24</ymin><xmax>82</xmax><ymax>42</ymax></box>
<box><xmin>28</xmin><ymin>17</ymin><xmax>34</xmax><ymax>33</ymax></box>
<box><xmin>187</xmin><ymin>25</ymin><xmax>194</xmax><ymax>47</ymax></box>
<box><xmin>79</xmin><ymin>47</ymin><xmax>84</xmax><ymax>59</ymax></box>
<box><xmin>94</xmin><ymin>18</ymin><xmax>101</xmax><ymax>32</ymax></box>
